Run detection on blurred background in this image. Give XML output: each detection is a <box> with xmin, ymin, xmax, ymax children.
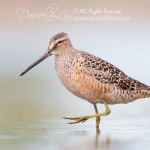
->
<box><xmin>0</xmin><ymin>0</ymin><xmax>150</xmax><ymax>122</ymax></box>
<box><xmin>1</xmin><ymin>1</ymin><xmax>150</xmax><ymax>150</ymax></box>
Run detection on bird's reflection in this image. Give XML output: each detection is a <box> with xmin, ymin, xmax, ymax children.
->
<box><xmin>94</xmin><ymin>125</ymin><xmax>119</xmax><ymax>149</ymax></box>
<box><xmin>95</xmin><ymin>125</ymin><xmax>100</xmax><ymax>147</ymax></box>
<box><xmin>66</xmin><ymin>124</ymin><xmax>119</xmax><ymax>150</ymax></box>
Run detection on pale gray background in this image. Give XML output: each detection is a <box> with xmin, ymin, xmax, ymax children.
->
<box><xmin>0</xmin><ymin>0</ymin><xmax>150</xmax><ymax>120</ymax></box>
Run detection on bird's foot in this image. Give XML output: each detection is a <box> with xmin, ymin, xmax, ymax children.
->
<box><xmin>63</xmin><ymin>116</ymin><xmax>90</xmax><ymax>124</ymax></box>
<box><xmin>63</xmin><ymin>101</ymin><xmax>111</xmax><ymax>125</ymax></box>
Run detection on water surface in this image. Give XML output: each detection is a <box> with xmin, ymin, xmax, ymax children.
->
<box><xmin>0</xmin><ymin>116</ymin><xmax>150</xmax><ymax>150</ymax></box>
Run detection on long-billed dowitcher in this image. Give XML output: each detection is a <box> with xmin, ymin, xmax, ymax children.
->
<box><xmin>20</xmin><ymin>32</ymin><xmax>150</xmax><ymax>127</ymax></box>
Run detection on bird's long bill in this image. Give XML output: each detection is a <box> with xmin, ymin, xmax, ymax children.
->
<box><xmin>20</xmin><ymin>50</ymin><xmax>51</xmax><ymax>76</ymax></box>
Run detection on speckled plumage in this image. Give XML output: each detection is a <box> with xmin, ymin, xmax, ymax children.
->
<box><xmin>20</xmin><ymin>32</ymin><xmax>150</xmax><ymax>126</ymax></box>
<box><xmin>52</xmin><ymin>33</ymin><xmax>150</xmax><ymax>105</ymax></box>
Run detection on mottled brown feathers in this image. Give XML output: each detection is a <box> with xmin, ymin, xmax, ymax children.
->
<box><xmin>53</xmin><ymin>32</ymin><xmax>150</xmax><ymax>104</ymax></box>
<box><xmin>81</xmin><ymin>51</ymin><xmax>149</xmax><ymax>92</ymax></box>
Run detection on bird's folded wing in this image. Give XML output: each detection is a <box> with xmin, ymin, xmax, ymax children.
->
<box><xmin>80</xmin><ymin>51</ymin><xmax>149</xmax><ymax>91</ymax></box>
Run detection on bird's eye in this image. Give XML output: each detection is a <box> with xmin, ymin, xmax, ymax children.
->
<box><xmin>57</xmin><ymin>41</ymin><xmax>62</xmax><ymax>45</ymax></box>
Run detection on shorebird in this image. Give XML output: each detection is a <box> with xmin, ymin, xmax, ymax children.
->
<box><xmin>20</xmin><ymin>32</ymin><xmax>150</xmax><ymax>127</ymax></box>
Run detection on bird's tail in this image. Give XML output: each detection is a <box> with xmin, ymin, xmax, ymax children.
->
<box><xmin>148</xmin><ymin>87</ymin><xmax>150</xmax><ymax>96</ymax></box>
<box><xmin>140</xmin><ymin>87</ymin><xmax>150</xmax><ymax>98</ymax></box>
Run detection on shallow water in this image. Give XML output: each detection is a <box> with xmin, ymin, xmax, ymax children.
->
<box><xmin>0</xmin><ymin>116</ymin><xmax>150</xmax><ymax>150</ymax></box>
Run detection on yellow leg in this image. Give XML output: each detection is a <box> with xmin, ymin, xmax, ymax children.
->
<box><xmin>93</xmin><ymin>104</ymin><xmax>100</xmax><ymax>127</ymax></box>
<box><xmin>64</xmin><ymin>101</ymin><xmax>111</xmax><ymax>124</ymax></box>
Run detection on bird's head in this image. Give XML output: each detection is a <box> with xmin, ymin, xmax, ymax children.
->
<box><xmin>49</xmin><ymin>32</ymin><xmax>72</xmax><ymax>55</ymax></box>
<box><xmin>20</xmin><ymin>32</ymin><xmax>72</xmax><ymax>76</ymax></box>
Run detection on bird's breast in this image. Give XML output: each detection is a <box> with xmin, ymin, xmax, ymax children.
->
<box><xmin>55</xmin><ymin>55</ymin><xmax>111</xmax><ymax>103</ymax></box>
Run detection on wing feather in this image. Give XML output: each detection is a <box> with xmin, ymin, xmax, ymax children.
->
<box><xmin>80</xmin><ymin>51</ymin><xmax>149</xmax><ymax>91</ymax></box>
